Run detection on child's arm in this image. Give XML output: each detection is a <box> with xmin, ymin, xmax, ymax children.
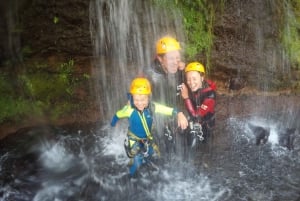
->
<box><xmin>110</xmin><ymin>105</ymin><xmax>134</xmax><ymax>127</ymax></box>
<box><xmin>180</xmin><ymin>83</ymin><xmax>198</xmax><ymax>117</ymax></box>
<box><xmin>152</xmin><ymin>102</ymin><xmax>175</xmax><ymax>116</ymax></box>
<box><xmin>184</xmin><ymin>98</ymin><xmax>197</xmax><ymax>117</ymax></box>
<box><xmin>110</xmin><ymin>115</ymin><xmax>119</xmax><ymax>127</ymax></box>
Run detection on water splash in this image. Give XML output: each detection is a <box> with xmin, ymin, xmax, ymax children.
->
<box><xmin>151</xmin><ymin>170</ymin><xmax>228</xmax><ymax>201</ymax></box>
<box><xmin>100</xmin><ymin>121</ymin><xmax>128</xmax><ymax>165</ymax></box>
<box><xmin>39</xmin><ymin>141</ymin><xmax>76</xmax><ymax>172</ymax></box>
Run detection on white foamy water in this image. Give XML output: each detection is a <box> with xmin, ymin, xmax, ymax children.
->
<box><xmin>150</xmin><ymin>170</ymin><xmax>228</xmax><ymax>201</ymax></box>
<box><xmin>39</xmin><ymin>142</ymin><xmax>75</xmax><ymax>172</ymax></box>
<box><xmin>100</xmin><ymin>121</ymin><xmax>129</xmax><ymax>165</ymax></box>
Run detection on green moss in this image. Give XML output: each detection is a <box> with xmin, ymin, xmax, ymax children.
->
<box><xmin>0</xmin><ymin>74</ymin><xmax>14</xmax><ymax>95</ymax></box>
<box><xmin>0</xmin><ymin>97</ymin><xmax>36</xmax><ymax>123</ymax></box>
<box><xmin>0</xmin><ymin>59</ymin><xmax>85</xmax><ymax>124</ymax></box>
<box><xmin>282</xmin><ymin>0</ymin><xmax>300</xmax><ymax>69</ymax></box>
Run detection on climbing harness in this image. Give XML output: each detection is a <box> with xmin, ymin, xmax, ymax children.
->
<box><xmin>124</xmin><ymin>132</ymin><xmax>151</xmax><ymax>158</ymax></box>
<box><xmin>164</xmin><ymin>124</ymin><xmax>173</xmax><ymax>141</ymax></box>
<box><xmin>189</xmin><ymin>121</ymin><xmax>204</xmax><ymax>147</ymax></box>
<box><xmin>142</xmin><ymin>140</ymin><xmax>150</xmax><ymax>157</ymax></box>
<box><xmin>125</xmin><ymin>110</ymin><xmax>157</xmax><ymax>159</ymax></box>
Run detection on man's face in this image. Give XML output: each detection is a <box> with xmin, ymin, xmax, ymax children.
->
<box><xmin>132</xmin><ymin>94</ymin><xmax>149</xmax><ymax>111</ymax></box>
<box><xmin>158</xmin><ymin>50</ymin><xmax>181</xmax><ymax>74</ymax></box>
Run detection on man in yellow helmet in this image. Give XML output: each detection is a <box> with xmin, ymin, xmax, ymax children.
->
<box><xmin>155</xmin><ymin>36</ymin><xmax>185</xmax><ymax>74</ymax></box>
<box><xmin>180</xmin><ymin>62</ymin><xmax>216</xmax><ymax>144</ymax></box>
<box><xmin>110</xmin><ymin>77</ymin><xmax>187</xmax><ymax>177</ymax></box>
<box><xmin>145</xmin><ymin>36</ymin><xmax>186</xmax><ymax>105</ymax></box>
<box><xmin>143</xmin><ymin>36</ymin><xmax>188</xmax><ymax>154</ymax></box>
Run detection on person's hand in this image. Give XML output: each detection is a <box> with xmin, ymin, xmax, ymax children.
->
<box><xmin>177</xmin><ymin>112</ymin><xmax>188</xmax><ymax>130</ymax></box>
<box><xmin>178</xmin><ymin>61</ymin><xmax>185</xmax><ymax>70</ymax></box>
<box><xmin>180</xmin><ymin>83</ymin><xmax>189</xmax><ymax>99</ymax></box>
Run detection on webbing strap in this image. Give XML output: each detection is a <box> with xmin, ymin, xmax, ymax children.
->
<box><xmin>137</xmin><ymin>112</ymin><xmax>153</xmax><ymax>139</ymax></box>
<box><xmin>128</xmin><ymin>131</ymin><xmax>147</xmax><ymax>141</ymax></box>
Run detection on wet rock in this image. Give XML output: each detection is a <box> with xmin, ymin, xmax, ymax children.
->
<box><xmin>278</xmin><ymin>128</ymin><xmax>296</xmax><ymax>150</ymax></box>
<box><xmin>247</xmin><ymin>123</ymin><xmax>270</xmax><ymax>145</ymax></box>
<box><xmin>227</xmin><ymin>77</ymin><xmax>246</xmax><ymax>91</ymax></box>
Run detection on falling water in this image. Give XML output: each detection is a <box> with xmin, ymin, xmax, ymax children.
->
<box><xmin>225</xmin><ymin>1</ymin><xmax>298</xmax><ymax>125</ymax></box>
<box><xmin>252</xmin><ymin>1</ymin><xmax>291</xmax><ymax>91</ymax></box>
<box><xmin>89</xmin><ymin>0</ymin><xmax>185</xmax><ymax>119</ymax></box>
<box><xmin>0</xmin><ymin>1</ymin><xmax>23</xmax><ymax>64</ymax></box>
<box><xmin>228</xmin><ymin>1</ymin><xmax>292</xmax><ymax>92</ymax></box>
<box><xmin>1</xmin><ymin>1</ymin><xmax>300</xmax><ymax>201</ymax></box>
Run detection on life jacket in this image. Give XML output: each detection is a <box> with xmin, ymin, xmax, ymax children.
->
<box><xmin>189</xmin><ymin>80</ymin><xmax>216</xmax><ymax>127</ymax></box>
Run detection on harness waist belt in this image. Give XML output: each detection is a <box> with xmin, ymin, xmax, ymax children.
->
<box><xmin>128</xmin><ymin>131</ymin><xmax>148</xmax><ymax>141</ymax></box>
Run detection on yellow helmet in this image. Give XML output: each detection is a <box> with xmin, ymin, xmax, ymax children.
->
<box><xmin>185</xmin><ymin>62</ymin><xmax>205</xmax><ymax>74</ymax></box>
<box><xmin>156</xmin><ymin>36</ymin><xmax>181</xmax><ymax>54</ymax></box>
<box><xmin>130</xmin><ymin>77</ymin><xmax>152</xmax><ymax>95</ymax></box>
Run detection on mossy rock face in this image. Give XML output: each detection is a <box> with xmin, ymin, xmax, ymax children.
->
<box><xmin>21</xmin><ymin>72</ymin><xmax>72</xmax><ymax>101</ymax></box>
<box><xmin>0</xmin><ymin>57</ymin><xmax>89</xmax><ymax>124</ymax></box>
<box><xmin>0</xmin><ymin>0</ymin><xmax>91</xmax><ymax>64</ymax></box>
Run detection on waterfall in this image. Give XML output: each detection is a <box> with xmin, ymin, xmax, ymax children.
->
<box><xmin>89</xmin><ymin>0</ymin><xmax>185</xmax><ymax>120</ymax></box>
<box><xmin>0</xmin><ymin>1</ymin><xmax>22</xmax><ymax>65</ymax></box>
<box><xmin>251</xmin><ymin>1</ymin><xmax>290</xmax><ymax>91</ymax></box>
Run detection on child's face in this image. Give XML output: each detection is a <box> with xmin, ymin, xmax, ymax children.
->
<box><xmin>132</xmin><ymin>94</ymin><xmax>149</xmax><ymax>111</ymax></box>
<box><xmin>186</xmin><ymin>71</ymin><xmax>203</xmax><ymax>92</ymax></box>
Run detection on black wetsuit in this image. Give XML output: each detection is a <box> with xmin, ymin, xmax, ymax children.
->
<box><xmin>143</xmin><ymin>58</ymin><xmax>186</xmax><ymax>155</ymax></box>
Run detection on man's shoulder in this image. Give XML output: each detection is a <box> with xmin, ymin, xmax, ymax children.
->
<box><xmin>142</xmin><ymin>64</ymin><xmax>165</xmax><ymax>84</ymax></box>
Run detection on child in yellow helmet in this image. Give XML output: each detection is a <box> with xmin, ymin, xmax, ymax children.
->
<box><xmin>111</xmin><ymin>77</ymin><xmax>187</xmax><ymax>177</ymax></box>
<box><xmin>180</xmin><ymin>62</ymin><xmax>216</xmax><ymax>144</ymax></box>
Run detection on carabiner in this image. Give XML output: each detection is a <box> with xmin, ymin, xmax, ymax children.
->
<box><xmin>143</xmin><ymin>140</ymin><xmax>149</xmax><ymax>157</ymax></box>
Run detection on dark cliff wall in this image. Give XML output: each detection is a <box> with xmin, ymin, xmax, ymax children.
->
<box><xmin>212</xmin><ymin>0</ymin><xmax>289</xmax><ymax>89</ymax></box>
<box><xmin>0</xmin><ymin>0</ymin><xmax>92</xmax><ymax>64</ymax></box>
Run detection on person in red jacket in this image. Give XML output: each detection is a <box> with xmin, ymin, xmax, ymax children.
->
<box><xmin>180</xmin><ymin>62</ymin><xmax>216</xmax><ymax>143</ymax></box>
